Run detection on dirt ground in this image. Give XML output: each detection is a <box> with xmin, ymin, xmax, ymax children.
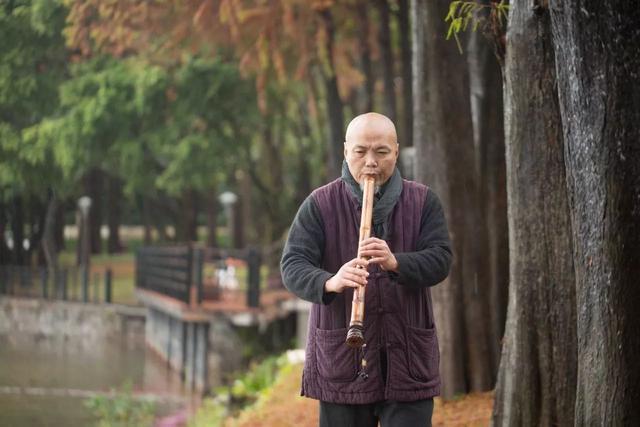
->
<box><xmin>228</xmin><ymin>364</ymin><xmax>493</xmax><ymax>427</ymax></box>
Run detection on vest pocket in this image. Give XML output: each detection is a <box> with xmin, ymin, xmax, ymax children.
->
<box><xmin>315</xmin><ymin>327</ymin><xmax>359</xmax><ymax>382</ymax></box>
<box><xmin>407</xmin><ymin>325</ymin><xmax>439</xmax><ymax>383</ymax></box>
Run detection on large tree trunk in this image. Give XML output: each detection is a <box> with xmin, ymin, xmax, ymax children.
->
<box><xmin>467</xmin><ymin>22</ymin><xmax>508</xmax><ymax>379</ymax></box>
<box><xmin>550</xmin><ymin>1</ymin><xmax>640</xmax><ymax>422</ymax></box>
<box><xmin>376</xmin><ymin>0</ymin><xmax>397</xmax><ymax>124</ymax></box>
<box><xmin>412</xmin><ymin>0</ymin><xmax>468</xmax><ymax>396</ymax></box>
<box><xmin>492</xmin><ymin>2</ymin><xmax>577</xmax><ymax>426</ymax></box>
<box><xmin>318</xmin><ymin>8</ymin><xmax>345</xmax><ymax>180</ymax></box>
<box><xmin>106</xmin><ymin>175</ymin><xmax>123</xmax><ymax>254</ymax></box>
<box><xmin>398</xmin><ymin>0</ymin><xmax>413</xmax><ymax>147</ymax></box>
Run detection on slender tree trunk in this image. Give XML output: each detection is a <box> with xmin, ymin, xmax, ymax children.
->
<box><xmin>42</xmin><ymin>191</ymin><xmax>60</xmax><ymax>285</ymax></box>
<box><xmin>232</xmin><ymin>197</ymin><xmax>244</xmax><ymax>249</ymax></box>
<box><xmin>296</xmin><ymin>102</ymin><xmax>313</xmax><ymax>206</ymax></box>
<box><xmin>11</xmin><ymin>195</ymin><xmax>25</xmax><ymax>264</ymax></box>
<box><xmin>356</xmin><ymin>1</ymin><xmax>374</xmax><ymax>113</ymax></box>
<box><xmin>468</xmin><ymin>22</ymin><xmax>508</xmax><ymax>380</ymax></box>
<box><xmin>84</xmin><ymin>169</ymin><xmax>103</xmax><ymax>254</ymax></box>
<box><xmin>550</xmin><ymin>1</ymin><xmax>640</xmax><ymax>423</ymax></box>
<box><xmin>0</xmin><ymin>202</ymin><xmax>9</xmax><ymax>264</ymax></box>
<box><xmin>205</xmin><ymin>188</ymin><xmax>218</xmax><ymax>248</ymax></box>
<box><xmin>54</xmin><ymin>200</ymin><xmax>65</xmax><ymax>251</ymax></box>
<box><xmin>27</xmin><ymin>198</ymin><xmax>47</xmax><ymax>262</ymax></box>
<box><xmin>318</xmin><ymin>8</ymin><xmax>345</xmax><ymax>180</ymax></box>
<box><xmin>492</xmin><ymin>2</ymin><xmax>577</xmax><ymax>426</ymax></box>
<box><xmin>106</xmin><ymin>175</ymin><xmax>123</xmax><ymax>254</ymax></box>
<box><xmin>141</xmin><ymin>196</ymin><xmax>152</xmax><ymax>245</ymax></box>
<box><xmin>376</xmin><ymin>0</ymin><xmax>397</xmax><ymax>124</ymax></box>
<box><xmin>398</xmin><ymin>0</ymin><xmax>413</xmax><ymax>147</ymax></box>
<box><xmin>181</xmin><ymin>189</ymin><xmax>198</xmax><ymax>242</ymax></box>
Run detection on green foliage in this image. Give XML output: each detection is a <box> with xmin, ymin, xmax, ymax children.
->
<box><xmin>0</xmin><ymin>0</ymin><xmax>68</xmax><ymax>199</ymax></box>
<box><xmin>84</xmin><ymin>381</ymin><xmax>156</xmax><ymax>427</ymax></box>
<box><xmin>189</xmin><ymin>353</ymin><xmax>291</xmax><ymax>427</ymax></box>
<box><xmin>445</xmin><ymin>0</ymin><xmax>510</xmax><ymax>53</ymax></box>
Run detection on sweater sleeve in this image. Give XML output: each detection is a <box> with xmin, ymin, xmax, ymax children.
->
<box><xmin>392</xmin><ymin>189</ymin><xmax>453</xmax><ymax>287</ymax></box>
<box><xmin>280</xmin><ymin>195</ymin><xmax>336</xmax><ymax>305</ymax></box>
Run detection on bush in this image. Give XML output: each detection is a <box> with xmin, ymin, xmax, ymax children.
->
<box><xmin>84</xmin><ymin>381</ymin><xmax>156</xmax><ymax>427</ymax></box>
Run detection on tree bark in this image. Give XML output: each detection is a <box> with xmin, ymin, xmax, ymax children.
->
<box><xmin>467</xmin><ymin>22</ymin><xmax>508</xmax><ymax>380</ymax></box>
<box><xmin>398</xmin><ymin>0</ymin><xmax>413</xmax><ymax>147</ymax></box>
<box><xmin>318</xmin><ymin>8</ymin><xmax>345</xmax><ymax>180</ymax></box>
<box><xmin>376</xmin><ymin>0</ymin><xmax>397</xmax><ymax>124</ymax></box>
<box><xmin>550</xmin><ymin>1</ymin><xmax>640</xmax><ymax>423</ymax></box>
<box><xmin>106</xmin><ymin>175</ymin><xmax>123</xmax><ymax>254</ymax></box>
<box><xmin>492</xmin><ymin>2</ymin><xmax>577</xmax><ymax>426</ymax></box>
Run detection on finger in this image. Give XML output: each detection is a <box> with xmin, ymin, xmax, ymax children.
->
<box><xmin>360</xmin><ymin>250</ymin><xmax>387</xmax><ymax>259</ymax></box>
<box><xmin>348</xmin><ymin>257</ymin><xmax>367</xmax><ymax>266</ymax></box>
<box><xmin>368</xmin><ymin>257</ymin><xmax>386</xmax><ymax>264</ymax></box>
<box><xmin>360</xmin><ymin>242</ymin><xmax>388</xmax><ymax>251</ymax></box>
<box><xmin>347</xmin><ymin>268</ymin><xmax>369</xmax><ymax>280</ymax></box>
<box><xmin>345</xmin><ymin>272</ymin><xmax>368</xmax><ymax>285</ymax></box>
<box><xmin>343</xmin><ymin>280</ymin><xmax>363</xmax><ymax>289</ymax></box>
<box><xmin>352</xmin><ymin>258</ymin><xmax>369</xmax><ymax>268</ymax></box>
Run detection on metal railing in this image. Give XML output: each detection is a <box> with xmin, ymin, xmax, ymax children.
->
<box><xmin>135</xmin><ymin>245</ymin><xmax>264</xmax><ymax>307</ymax></box>
<box><xmin>0</xmin><ymin>265</ymin><xmax>113</xmax><ymax>303</ymax></box>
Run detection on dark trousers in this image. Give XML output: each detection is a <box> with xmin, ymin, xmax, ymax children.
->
<box><xmin>319</xmin><ymin>399</ymin><xmax>434</xmax><ymax>427</ymax></box>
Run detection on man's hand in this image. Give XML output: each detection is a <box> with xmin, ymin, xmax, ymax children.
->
<box><xmin>325</xmin><ymin>257</ymin><xmax>369</xmax><ymax>293</ymax></box>
<box><xmin>359</xmin><ymin>237</ymin><xmax>398</xmax><ymax>272</ymax></box>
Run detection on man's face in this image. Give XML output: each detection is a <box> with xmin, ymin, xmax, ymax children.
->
<box><xmin>344</xmin><ymin>129</ymin><xmax>399</xmax><ymax>187</ymax></box>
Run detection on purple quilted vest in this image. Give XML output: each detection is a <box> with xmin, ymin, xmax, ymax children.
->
<box><xmin>301</xmin><ymin>178</ymin><xmax>440</xmax><ymax>404</ymax></box>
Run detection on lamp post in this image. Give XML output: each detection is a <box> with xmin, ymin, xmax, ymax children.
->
<box><xmin>218</xmin><ymin>191</ymin><xmax>238</xmax><ymax>249</ymax></box>
<box><xmin>78</xmin><ymin>196</ymin><xmax>92</xmax><ymax>302</ymax></box>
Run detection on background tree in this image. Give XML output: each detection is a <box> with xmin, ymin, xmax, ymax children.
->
<box><xmin>413</xmin><ymin>0</ymin><xmax>497</xmax><ymax>397</ymax></box>
<box><xmin>0</xmin><ymin>0</ymin><xmax>68</xmax><ymax>268</ymax></box>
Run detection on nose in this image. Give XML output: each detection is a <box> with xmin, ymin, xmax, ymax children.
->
<box><xmin>364</xmin><ymin>151</ymin><xmax>377</xmax><ymax>168</ymax></box>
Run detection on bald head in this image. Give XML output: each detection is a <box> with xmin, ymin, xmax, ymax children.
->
<box><xmin>345</xmin><ymin>112</ymin><xmax>398</xmax><ymax>146</ymax></box>
<box><xmin>343</xmin><ymin>112</ymin><xmax>399</xmax><ymax>186</ymax></box>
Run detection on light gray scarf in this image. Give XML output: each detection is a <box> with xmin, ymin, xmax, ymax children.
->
<box><xmin>341</xmin><ymin>160</ymin><xmax>403</xmax><ymax>240</ymax></box>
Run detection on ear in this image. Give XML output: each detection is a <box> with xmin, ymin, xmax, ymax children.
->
<box><xmin>343</xmin><ymin>142</ymin><xmax>348</xmax><ymax>158</ymax></box>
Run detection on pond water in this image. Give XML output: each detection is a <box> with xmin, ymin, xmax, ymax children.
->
<box><xmin>0</xmin><ymin>334</ymin><xmax>194</xmax><ymax>426</ymax></box>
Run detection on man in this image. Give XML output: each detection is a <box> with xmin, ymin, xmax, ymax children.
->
<box><xmin>281</xmin><ymin>112</ymin><xmax>452</xmax><ymax>426</ymax></box>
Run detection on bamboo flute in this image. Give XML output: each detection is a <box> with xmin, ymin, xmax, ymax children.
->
<box><xmin>346</xmin><ymin>176</ymin><xmax>375</xmax><ymax>348</ymax></box>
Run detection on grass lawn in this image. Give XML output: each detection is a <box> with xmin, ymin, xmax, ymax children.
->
<box><xmin>58</xmin><ymin>250</ymin><xmax>137</xmax><ymax>305</ymax></box>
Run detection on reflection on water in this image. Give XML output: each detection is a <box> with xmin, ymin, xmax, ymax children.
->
<box><xmin>0</xmin><ymin>334</ymin><xmax>192</xmax><ymax>426</ymax></box>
